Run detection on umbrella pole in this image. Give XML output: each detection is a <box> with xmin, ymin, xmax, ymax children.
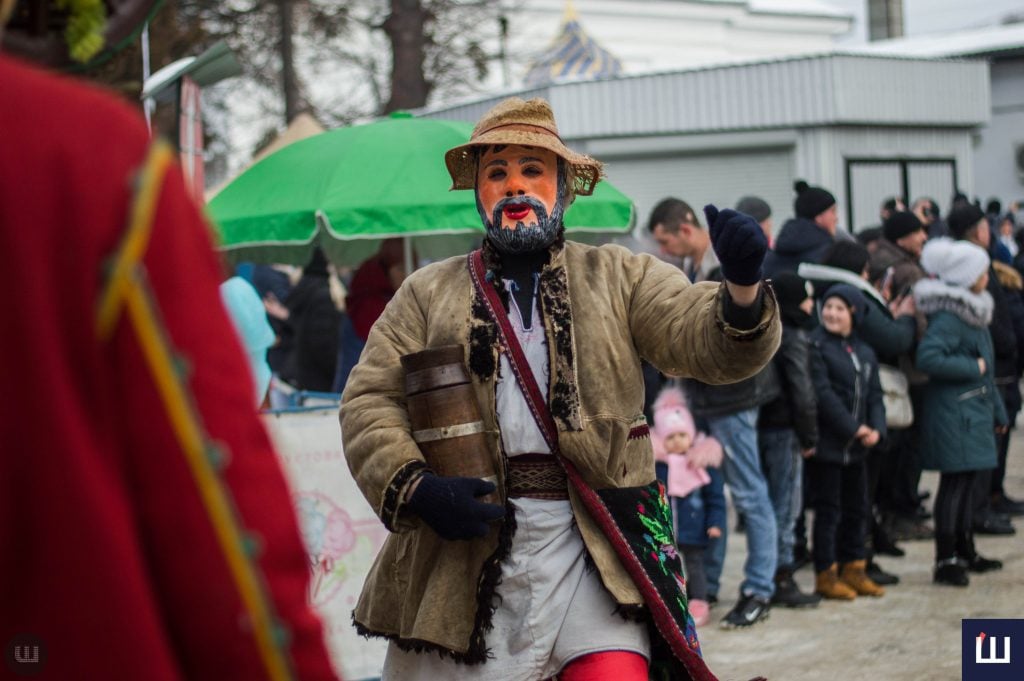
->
<box><xmin>404</xmin><ymin>235</ymin><xmax>415</xmax><ymax>274</ymax></box>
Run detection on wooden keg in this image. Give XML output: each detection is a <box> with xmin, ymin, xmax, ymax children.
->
<box><xmin>402</xmin><ymin>345</ymin><xmax>500</xmax><ymax>506</ymax></box>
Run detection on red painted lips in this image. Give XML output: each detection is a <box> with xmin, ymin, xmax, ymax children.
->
<box><xmin>503</xmin><ymin>203</ymin><xmax>531</xmax><ymax>221</ymax></box>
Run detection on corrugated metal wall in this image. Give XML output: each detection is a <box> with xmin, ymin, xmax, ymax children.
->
<box><xmin>601</xmin><ymin>147</ymin><xmax>796</xmax><ymax>235</ymax></box>
<box><xmin>419</xmin><ymin>53</ymin><xmax>987</xmax><ymax>238</ymax></box>
<box><xmin>421</xmin><ymin>54</ymin><xmax>989</xmax><ymax>135</ymax></box>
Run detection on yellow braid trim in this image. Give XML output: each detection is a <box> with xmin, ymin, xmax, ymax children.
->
<box><xmin>97</xmin><ymin>141</ymin><xmax>175</xmax><ymax>340</ymax></box>
<box><xmin>96</xmin><ymin>143</ymin><xmax>295</xmax><ymax>681</ymax></box>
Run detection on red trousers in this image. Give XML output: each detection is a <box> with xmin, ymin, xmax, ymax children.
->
<box><xmin>556</xmin><ymin>651</ymin><xmax>648</xmax><ymax>680</ymax></box>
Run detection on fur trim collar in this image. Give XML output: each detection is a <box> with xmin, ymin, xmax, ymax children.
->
<box><xmin>914</xmin><ymin>278</ymin><xmax>993</xmax><ymax>328</ymax></box>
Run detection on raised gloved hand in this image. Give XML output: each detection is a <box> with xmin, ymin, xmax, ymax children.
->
<box><xmin>704</xmin><ymin>204</ymin><xmax>768</xmax><ymax>286</ymax></box>
<box><xmin>406</xmin><ymin>472</ymin><xmax>505</xmax><ymax>540</ymax></box>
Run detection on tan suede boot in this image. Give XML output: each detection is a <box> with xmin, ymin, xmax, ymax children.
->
<box><xmin>840</xmin><ymin>560</ymin><xmax>886</xmax><ymax>597</ymax></box>
<box><xmin>815</xmin><ymin>563</ymin><xmax>857</xmax><ymax>600</ymax></box>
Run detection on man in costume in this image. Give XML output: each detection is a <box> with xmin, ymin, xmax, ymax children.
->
<box><xmin>341</xmin><ymin>97</ymin><xmax>780</xmax><ymax>681</ymax></box>
<box><xmin>0</xmin><ymin>8</ymin><xmax>338</xmax><ymax>677</ymax></box>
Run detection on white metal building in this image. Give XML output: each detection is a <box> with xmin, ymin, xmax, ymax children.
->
<box><xmin>856</xmin><ymin>23</ymin><xmax>1024</xmax><ymax>210</ymax></box>
<box><xmin>421</xmin><ymin>52</ymin><xmax>990</xmax><ymax>234</ymax></box>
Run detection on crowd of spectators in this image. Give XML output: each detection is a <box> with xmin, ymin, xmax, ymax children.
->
<box><xmin>646</xmin><ymin>184</ymin><xmax>1023</xmax><ymax>629</ymax></box>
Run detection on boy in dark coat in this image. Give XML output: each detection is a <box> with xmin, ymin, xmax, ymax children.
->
<box><xmin>807</xmin><ymin>284</ymin><xmax>887</xmax><ymax>600</ymax></box>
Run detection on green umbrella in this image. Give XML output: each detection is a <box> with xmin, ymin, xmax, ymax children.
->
<box><xmin>207</xmin><ymin>113</ymin><xmax>635</xmax><ymax>268</ymax></box>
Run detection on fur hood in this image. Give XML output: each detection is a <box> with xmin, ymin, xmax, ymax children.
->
<box><xmin>913</xmin><ymin>277</ymin><xmax>994</xmax><ymax>328</ymax></box>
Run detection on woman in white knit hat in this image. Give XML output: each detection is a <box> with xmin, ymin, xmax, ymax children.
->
<box><xmin>913</xmin><ymin>238</ymin><xmax>1008</xmax><ymax>587</ymax></box>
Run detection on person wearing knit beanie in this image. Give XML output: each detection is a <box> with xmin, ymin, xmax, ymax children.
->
<box><xmin>912</xmin><ymin>235</ymin><xmax>1005</xmax><ymax>587</ymax></box>
<box><xmin>920</xmin><ymin>237</ymin><xmax>990</xmax><ymax>290</ymax></box>
<box><xmin>763</xmin><ymin>181</ymin><xmax>840</xmax><ymax>275</ymax></box>
<box><xmin>650</xmin><ymin>385</ymin><xmax>725</xmax><ymax>627</ymax></box>
<box><xmin>947</xmin><ymin>205</ymin><xmax>988</xmax><ymax>242</ymax></box>
<box><xmin>793</xmin><ymin>180</ymin><xmax>837</xmax><ymax>222</ymax></box>
<box><xmin>808</xmin><ymin>282</ymin><xmax>887</xmax><ymax>599</ymax></box>
<box><xmin>652</xmin><ymin>386</ymin><xmax>698</xmax><ymax>460</ymax></box>
<box><xmin>868</xmin><ymin>209</ymin><xmax>930</xmax><ymax>306</ymax></box>
<box><xmin>736</xmin><ymin>196</ymin><xmax>773</xmax><ymax>243</ymax></box>
<box><xmin>883</xmin><ymin>211</ymin><xmax>924</xmax><ymax>244</ymax></box>
<box><xmin>881</xmin><ymin>211</ymin><xmax>928</xmax><ymax>267</ymax></box>
<box><xmin>822</xmin><ymin>283</ymin><xmax>867</xmax><ymax>329</ymax></box>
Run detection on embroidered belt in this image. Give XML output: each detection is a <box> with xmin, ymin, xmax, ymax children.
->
<box><xmin>508</xmin><ymin>454</ymin><xmax>568</xmax><ymax>500</ymax></box>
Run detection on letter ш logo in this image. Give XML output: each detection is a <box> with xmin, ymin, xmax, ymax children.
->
<box><xmin>976</xmin><ymin>632</ymin><xmax>1011</xmax><ymax>664</ymax></box>
<box><xmin>4</xmin><ymin>634</ymin><xmax>47</xmax><ymax>677</ymax></box>
<box><xmin>964</xmin><ymin>619</ymin><xmax>1023</xmax><ymax>681</ymax></box>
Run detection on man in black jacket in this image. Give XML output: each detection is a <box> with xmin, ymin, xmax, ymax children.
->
<box><xmin>763</xmin><ymin>180</ymin><xmax>839</xmax><ymax>277</ymax></box>
<box><xmin>758</xmin><ymin>272</ymin><xmax>821</xmax><ymax>608</ymax></box>
<box><xmin>650</xmin><ymin>197</ymin><xmax>782</xmax><ymax>628</ymax></box>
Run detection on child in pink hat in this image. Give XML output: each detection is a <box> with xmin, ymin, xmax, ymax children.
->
<box><xmin>652</xmin><ymin>386</ymin><xmax>726</xmax><ymax>627</ymax></box>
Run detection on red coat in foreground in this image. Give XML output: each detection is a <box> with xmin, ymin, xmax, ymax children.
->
<box><xmin>0</xmin><ymin>55</ymin><xmax>339</xmax><ymax>681</ymax></box>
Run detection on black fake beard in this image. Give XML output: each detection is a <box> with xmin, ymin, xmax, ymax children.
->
<box><xmin>479</xmin><ymin>194</ymin><xmax>566</xmax><ymax>255</ymax></box>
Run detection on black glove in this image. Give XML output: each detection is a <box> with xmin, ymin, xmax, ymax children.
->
<box><xmin>704</xmin><ymin>204</ymin><xmax>768</xmax><ymax>286</ymax></box>
<box><xmin>406</xmin><ymin>472</ymin><xmax>505</xmax><ymax>540</ymax></box>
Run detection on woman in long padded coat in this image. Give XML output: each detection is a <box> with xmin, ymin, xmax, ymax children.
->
<box><xmin>914</xmin><ymin>238</ymin><xmax>1008</xmax><ymax>587</ymax></box>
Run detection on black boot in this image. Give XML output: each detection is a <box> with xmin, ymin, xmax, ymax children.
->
<box><xmin>957</xmin><ymin>532</ymin><xmax>1003</xmax><ymax>573</ymax></box>
<box><xmin>791</xmin><ymin>544</ymin><xmax>811</xmax><ymax>571</ymax></box>
<box><xmin>933</xmin><ymin>558</ymin><xmax>970</xmax><ymax>586</ymax></box>
<box><xmin>990</xmin><ymin>492</ymin><xmax>1024</xmax><ymax>517</ymax></box>
<box><xmin>771</xmin><ymin>566</ymin><xmax>821</xmax><ymax>608</ymax></box>
<box><xmin>872</xmin><ymin>523</ymin><xmax>905</xmax><ymax>558</ymax></box>
<box><xmin>866</xmin><ymin>559</ymin><xmax>900</xmax><ymax>585</ymax></box>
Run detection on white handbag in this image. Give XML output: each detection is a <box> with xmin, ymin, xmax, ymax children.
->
<box><xmin>879</xmin><ymin>364</ymin><xmax>913</xmax><ymax>429</ymax></box>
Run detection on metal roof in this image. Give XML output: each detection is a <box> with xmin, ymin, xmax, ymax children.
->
<box><xmin>419</xmin><ymin>53</ymin><xmax>990</xmax><ymax>137</ymax></box>
<box><xmin>852</xmin><ymin>22</ymin><xmax>1024</xmax><ymax>59</ymax></box>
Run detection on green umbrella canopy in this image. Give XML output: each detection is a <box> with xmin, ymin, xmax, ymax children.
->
<box><xmin>207</xmin><ymin>113</ymin><xmax>635</xmax><ymax>268</ymax></box>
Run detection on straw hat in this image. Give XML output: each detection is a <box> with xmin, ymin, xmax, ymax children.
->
<box><xmin>444</xmin><ymin>97</ymin><xmax>603</xmax><ymax>197</ymax></box>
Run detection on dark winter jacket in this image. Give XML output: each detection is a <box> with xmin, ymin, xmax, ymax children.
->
<box><xmin>808</xmin><ymin>326</ymin><xmax>886</xmax><ymax>465</ymax></box>
<box><xmin>684</xmin><ymin>362</ymin><xmax>780</xmax><ymax>419</ymax></box>
<box><xmin>759</xmin><ymin>323</ymin><xmax>818</xmax><ymax>449</ymax></box>
<box><xmin>914</xmin><ymin>279</ymin><xmax>1008</xmax><ymax>473</ymax></box>
<box><xmin>655</xmin><ymin>462</ymin><xmax>726</xmax><ymax>548</ymax></box>
<box><xmin>798</xmin><ymin>263</ymin><xmax>916</xmax><ymax>365</ymax></box>
<box><xmin>991</xmin><ymin>261</ymin><xmax>1024</xmax><ymax>416</ymax></box>
<box><xmin>250</xmin><ymin>264</ymin><xmax>293</xmax><ymax>373</ymax></box>
<box><xmin>763</xmin><ymin>217</ymin><xmax>835</xmax><ymax>277</ymax></box>
<box><xmin>985</xmin><ymin>264</ymin><xmax>1020</xmax><ymax>384</ymax></box>
<box><xmin>281</xmin><ymin>274</ymin><xmax>340</xmax><ymax>392</ymax></box>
